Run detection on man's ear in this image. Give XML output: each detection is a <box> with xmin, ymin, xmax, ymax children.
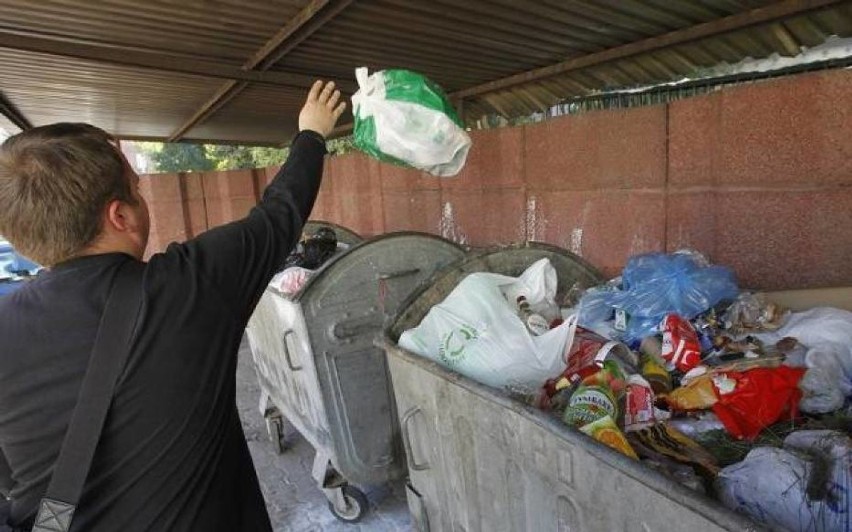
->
<box><xmin>104</xmin><ymin>199</ymin><xmax>130</xmax><ymax>232</ymax></box>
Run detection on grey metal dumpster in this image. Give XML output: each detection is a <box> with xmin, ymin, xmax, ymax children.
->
<box><xmin>246</xmin><ymin>231</ymin><xmax>465</xmax><ymax>522</ymax></box>
<box><xmin>382</xmin><ymin>244</ymin><xmax>759</xmax><ymax>532</ymax></box>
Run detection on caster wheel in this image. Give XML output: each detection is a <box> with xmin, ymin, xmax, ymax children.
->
<box><xmin>265</xmin><ymin>417</ymin><xmax>285</xmax><ymax>454</ymax></box>
<box><xmin>328</xmin><ymin>485</ymin><xmax>368</xmax><ymax>523</ymax></box>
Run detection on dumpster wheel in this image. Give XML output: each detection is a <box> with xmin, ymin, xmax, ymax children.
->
<box><xmin>328</xmin><ymin>485</ymin><xmax>368</xmax><ymax>523</ymax></box>
<box><xmin>265</xmin><ymin>416</ymin><xmax>285</xmax><ymax>455</ymax></box>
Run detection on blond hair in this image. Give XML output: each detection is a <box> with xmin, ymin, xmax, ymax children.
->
<box><xmin>0</xmin><ymin>123</ymin><xmax>135</xmax><ymax>266</ymax></box>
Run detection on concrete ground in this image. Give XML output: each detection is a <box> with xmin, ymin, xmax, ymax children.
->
<box><xmin>236</xmin><ymin>338</ymin><xmax>412</xmax><ymax>532</ymax></box>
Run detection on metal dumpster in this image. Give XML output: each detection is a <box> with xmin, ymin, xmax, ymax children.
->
<box><xmin>246</xmin><ymin>231</ymin><xmax>465</xmax><ymax>522</ymax></box>
<box><xmin>382</xmin><ymin>244</ymin><xmax>759</xmax><ymax>532</ymax></box>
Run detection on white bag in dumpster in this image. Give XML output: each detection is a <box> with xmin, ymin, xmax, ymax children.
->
<box><xmin>351</xmin><ymin>67</ymin><xmax>471</xmax><ymax>177</ymax></box>
<box><xmin>756</xmin><ymin>307</ymin><xmax>852</xmax><ymax>414</ymax></box>
<box><xmin>399</xmin><ymin>258</ymin><xmax>574</xmax><ymax>394</ymax></box>
<box><xmin>716</xmin><ymin>430</ymin><xmax>851</xmax><ymax>532</ymax></box>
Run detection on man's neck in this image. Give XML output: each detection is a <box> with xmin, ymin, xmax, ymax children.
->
<box><xmin>78</xmin><ymin>236</ymin><xmax>142</xmax><ymax>261</ymax></box>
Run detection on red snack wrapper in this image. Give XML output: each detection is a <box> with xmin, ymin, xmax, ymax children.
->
<box><xmin>564</xmin><ymin>327</ymin><xmax>636</xmax><ymax>384</ymax></box>
<box><xmin>711</xmin><ymin>366</ymin><xmax>806</xmax><ymax>440</ymax></box>
<box><xmin>660</xmin><ymin>314</ymin><xmax>702</xmax><ymax>372</ymax></box>
<box><xmin>624</xmin><ymin>375</ymin><xmax>656</xmax><ymax>432</ymax></box>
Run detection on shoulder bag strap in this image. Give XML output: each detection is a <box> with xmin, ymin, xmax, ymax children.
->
<box><xmin>32</xmin><ymin>260</ymin><xmax>144</xmax><ymax>532</ymax></box>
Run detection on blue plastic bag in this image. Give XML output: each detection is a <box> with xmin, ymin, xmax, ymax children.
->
<box><xmin>579</xmin><ymin>251</ymin><xmax>739</xmax><ymax>343</ymax></box>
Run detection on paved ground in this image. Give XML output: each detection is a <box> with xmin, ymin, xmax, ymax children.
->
<box><xmin>236</xmin><ymin>338</ymin><xmax>412</xmax><ymax>532</ymax></box>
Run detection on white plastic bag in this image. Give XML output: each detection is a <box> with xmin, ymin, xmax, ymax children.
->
<box><xmin>269</xmin><ymin>267</ymin><xmax>313</xmax><ymax>295</ymax></box>
<box><xmin>399</xmin><ymin>259</ymin><xmax>575</xmax><ymax>394</ymax></box>
<box><xmin>757</xmin><ymin>307</ymin><xmax>852</xmax><ymax>412</ymax></box>
<box><xmin>799</xmin><ymin>344</ymin><xmax>849</xmax><ymax>413</ymax></box>
<box><xmin>352</xmin><ymin>67</ymin><xmax>471</xmax><ymax>177</ymax></box>
<box><xmin>502</xmin><ymin>257</ymin><xmax>560</xmax><ymax>319</ymax></box>
<box><xmin>716</xmin><ymin>430</ymin><xmax>851</xmax><ymax>532</ymax></box>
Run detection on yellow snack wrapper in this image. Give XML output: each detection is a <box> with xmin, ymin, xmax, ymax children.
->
<box><xmin>579</xmin><ymin>415</ymin><xmax>638</xmax><ymax>460</ymax></box>
<box><xmin>664</xmin><ymin>374</ymin><xmax>718</xmax><ymax>411</ymax></box>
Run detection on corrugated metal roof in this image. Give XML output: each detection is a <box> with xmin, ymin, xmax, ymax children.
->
<box><xmin>0</xmin><ymin>48</ymin><xmax>224</xmax><ymax>138</ymax></box>
<box><xmin>1</xmin><ymin>0</ymin><xmax>850</xmax><ymax>144</ymax></box>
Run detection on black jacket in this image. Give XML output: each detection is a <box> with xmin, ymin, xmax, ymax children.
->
<box><xmin>0</xmin><ymin>131</ymin><xmax>326</xmax><ymax>531</ymax></box>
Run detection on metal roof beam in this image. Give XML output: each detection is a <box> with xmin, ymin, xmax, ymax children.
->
<box><xmin>0</xmin><ymin>29</ymin><xmax>352</xmax><ymax>90</ymax></box>
<box><xmin>0</xmin><ymin>92</ymin><xmax>32</xmax><ymax>131</ymax></box>
<box><xmin>451</xmin><ymin>0</ymin><xmax>845</xmax><ymax>100</ymax></box>
<box><xmin>169</xmin><ymin>0</ymin><xmax>355</xmax><ymax>142</ymax></box>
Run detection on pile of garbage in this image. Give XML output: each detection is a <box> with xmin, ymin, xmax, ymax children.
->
<box><xmin>400</xmin><ymin>250</ymin><xmax>851</xmax><ymax>531</ymax></box>
<box><xmin>269</xmin><ymin>227</ymin><xmax>347</xmax><ymax>295</ymax></box>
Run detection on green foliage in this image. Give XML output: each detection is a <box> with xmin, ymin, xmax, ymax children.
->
<box><xmin>147</xmin><ymin>142</ymin><xmax>214</xmax><ymax>173</ymax></box>
<box><xmin>134</xmin><ymin>136</ymin><xmax>355</xmax><ymax>174</ymax></box>
<box><xmin>136</xmin><ymin>142</ymin><xmax>289</xmax><ymax>173</ymax></box>
<box><xmin>327</xmin><ymin>136</ymin><xmax>355</xmax><ymax>156</ymax></box>
<box><xmin>203</xmin><ymin>145</ymin><xmax>290</xmax><ymax>170</ymax></box>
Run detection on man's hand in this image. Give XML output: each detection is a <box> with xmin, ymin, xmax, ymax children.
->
<box><xmin>298</xmin><ymin>80</ymin><xmax>346</xmax><ymax>138</ymax></box>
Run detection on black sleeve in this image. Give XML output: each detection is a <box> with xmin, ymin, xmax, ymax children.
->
<box><xmin>160</xmin><ymin>130</ymin><xmax>327</xmax><ymax>320</ymax></box>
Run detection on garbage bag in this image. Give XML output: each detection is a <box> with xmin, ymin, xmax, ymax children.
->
<box><xmin>399</xmin><ymin>259</ymin><xmax>575</xmax><ymax>395</ymax></box>
<box><xmin>711</xmin><ymin>366</ymin><xmax>805</xmax><ymax>440</ymax></box>
<box><xmin>579</xmin><ymin>251</ymin><xmax>738</xmax><ymax>343</ymax></box>
<box><xmin>799</xmin><ymin>352</ymin><xmax>847</xmax><ymax>414</ymax></box>
<box><xmin>501</xmin><ymin>256</ymin><xmax>559</xmax><ymax>319</ymax></box>
<box><xmin>352</xmin><ymin>67</ymin><xmax>471</xmax><ymax>177</ymax></box>
<box><xmin>716</xmin><ymin>430</ymin><xmax>851</xmax><ymax>532</ymax></box>
<box><xmin>270</xmin><ymin>267</ymin><xmax>313</xmax><ymax>295</ymax></box>
<box><xmin>757</xmin><ymin>307</ymin><xmax>852</xmax><ymax>400</ymax></box>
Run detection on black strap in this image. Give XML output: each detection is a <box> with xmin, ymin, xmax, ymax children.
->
<box><xmin>32</xmin><ymin>260</ymin><xmax>144</xmax><ymax>532</ymax></box>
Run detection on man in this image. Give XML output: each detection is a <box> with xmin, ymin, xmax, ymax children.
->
<box><xmin>0</xmin><ymin>81</ymin><xmax>345</xmax><ymax>531</ymax></box>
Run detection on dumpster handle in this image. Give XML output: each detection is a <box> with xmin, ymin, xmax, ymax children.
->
<box><xmin>377</xmin><ymin>268</ymin><xmax>420</xmax><ymax>281</ymax></box>
<box><xmin>282</xmin><ymin>330</ymin><xmax>303</xmax><ymax>371</ymax></box>
<box><xmin>401</xmin><ymin>406</ymin><xmax>430</xmax><ymax>471</ymax></box>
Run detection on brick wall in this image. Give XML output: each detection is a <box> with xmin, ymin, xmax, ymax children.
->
<box><xmin>140</xmin><ymin>68</ymin><xmax>852</xmax><ymax>290</ymax></box>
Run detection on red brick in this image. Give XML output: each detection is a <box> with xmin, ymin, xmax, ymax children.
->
<box><xmin>525</xmin><ymin>105</ymin><xmax>666</xmax><ymax>191</ymax></box>
<box><xmin>668</xmin><ymin>95</ymin><xmax>720</xmax><ymax>187</ymax></box>
<box><xmin>202</xmin><ymin>171</ymin><xmax>253</xmax><ymax>201</ymax></box>
<box><xmin>183</xmin><ymin>198</ymin><xmax>208</xmax><ymax>238</ymax></box>
<box><xmin>262</xmin><ymin>165</ymin><xmax>281</xmax><ymax>187</ymax></box>
<box><xmin>138</xmin><ymin>176</ymin><xmax>154</xmax><ymax>206</ymax></box>
<box><xmin>200</xmin><ymin>173</ymin><xmax>219</xmax><ymax>200</ymax></box>
<box><xmin>309</xmin><ymin>189</ymin><xmax>334</xmax><ymax>222</ymax></box>
<box><xmin>382</xmin><ymin>190</ymin><xmax>443</xmax><ymax>234</ymax></box>
<box><xmin>534</xmin><ymin>190</ymin><xmax>666</xmax><ymax>278</ymax></box>
<box><xmin>143</xmin><ymin>195</ymin><xmax>187</xmax><ymax>249</ymax></box>
<box><xmin>330</xmin><ymin>152</ymin><xmax>380</xmax><ymax>185</ymax></box>
<box><xmin>141</xmin><ymin>172</ymin><xmax>182</xmax><ymax>202</ymax></box>
<box><xmin>378</xmin><ymin>160</ymin><xmax>434</xmax><ymax>192</ymax></box>
<box><xmin>221</xmin><ymin>198</ymin><xmax>257</xmax><ymax>224</ymax></box>
<box><xmin>439</xmin><ymin>188</ymin><xmax>527</xmax><ymax>247</ymax></box>
<box><xmin>181</xmin><ymin>173</ymin><xmax>205</xmax><ymax>200</ymax></box>
<box><xmin>665</xmin><ymin>190</ymin><xmax>718</xmax><ymax>260</ymax></box>
<box><xmin>327</xmin><ymin>154</ymin><xmax>384</xmax><ymax>236</ymax></box>
<box><xmin>444</xmin><ymin>127</ymin><xmax>524</xmax><ymax>190</ymax></box>
<box><xmin>204</xmin><ymin>198</ymin><xmax>226</xmax><ymax>228</ymax></box>
<box><xmin>686</xmin><ymin>188</ymin><xmax>852</xmax><ymax>290</ymax></box>
<box><xmin>669</xmin><ymin>70</ymin><xmax>852</xmax><ymax>188</ymax></box>
<box><xmin>220</xmin><ymin>169</ymin><xmax>257</xmax><ymax>199</ymax></box>
<box><xmin>252</xmin><ymin>171</ymin><xmax>265</xmax><ymax>203</ymax></box>
<box><xmin>307</xmin><ymin>160</ymin><xmax>338</xmax><ymax>224</ymax></box>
